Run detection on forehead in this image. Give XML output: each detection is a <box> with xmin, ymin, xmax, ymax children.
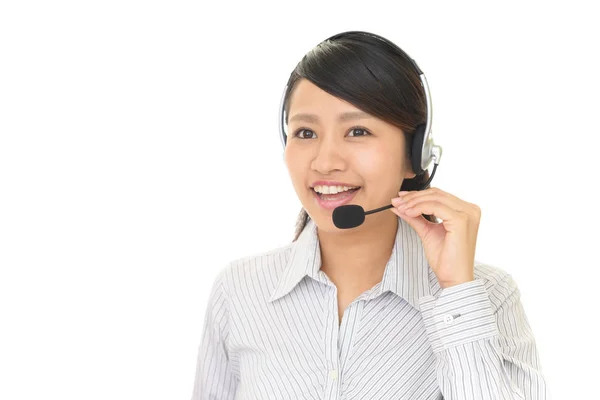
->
<box><xmin>288</xmin><ymin>79</ymin><xmax>361</xmax><ymax>114</ymax></box>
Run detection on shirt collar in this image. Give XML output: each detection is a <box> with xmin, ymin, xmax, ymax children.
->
<box><xmin>268</xmin><ymin>215</ymin><xmax>440</xmax><ymax>310</ymax></box>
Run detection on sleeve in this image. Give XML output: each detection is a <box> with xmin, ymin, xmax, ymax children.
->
<box><xmin>191</xmin><ymin>268</ymin><xmax>238</xmax><ymax>400</ymax></box>
<box><xmin>418</xmin><ymin>275</ymin><xmax>551</xmax><ymax>399</ymax></box>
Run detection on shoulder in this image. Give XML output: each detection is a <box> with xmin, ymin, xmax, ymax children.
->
<box><xmin>473</xmin><ymin>260</ymin><xmax>521</xmax><ymax>308</ymax></box>
<box><xmin>211</xmin><ymin>241</ymin><xmax>296</xmax><ymax>295</ymax></box>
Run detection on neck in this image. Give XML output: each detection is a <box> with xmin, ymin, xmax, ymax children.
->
<box><xmin>317</xmin><ymin>213</ymin><xmax>399</xmax><ymax>289</ymax></box>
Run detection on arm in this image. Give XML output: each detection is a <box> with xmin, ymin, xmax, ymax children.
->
<box><xmin>191</xmin><ymin>268</ymin><xmax>238</xmax><ymax>400</ymax></box>
<box><xmin>419</xmin><ymin>275</ymin><xmax>551</xmax><ymax>399</ymax></box>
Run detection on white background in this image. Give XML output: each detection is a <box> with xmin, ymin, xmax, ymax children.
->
<box><xmin>1</xmin><ymin>1</ymin><xmax>598</xmax><ymax>399</ymax></box>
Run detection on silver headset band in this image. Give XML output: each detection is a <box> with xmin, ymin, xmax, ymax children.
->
<box><xmin>419</xmin><ymin>72</ymin><xmax>436</xmax><ymax>170</ymax></box>
<box><xmin>278</xmin><ymin>84</ymin><xmax>288</xmax><ymax>150</ymax></box>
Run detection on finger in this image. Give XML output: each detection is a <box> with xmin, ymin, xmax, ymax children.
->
<box><xmin>397</xmin><ymin>188</ymin><xmax>448</xmax><ymax>204</ymax></box>
<box><xmin>399</xmin><ymin>187</ymin><xmax>459</xmax><ymax>203</ymax></box>
<box><xmin>394</xmin><ymin>191</ymin><xmax>467</xmax><ymax>214</ymax></box>
<box><xmin>402</xmin><ymin>200</ymin><xmax>469</xmax><ymax>232</ymax></box>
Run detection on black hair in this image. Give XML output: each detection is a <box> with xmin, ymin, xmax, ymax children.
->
<box><xmin>282</xmin><ymin>31</ymin><xmax>436</xmax><ymax>241</ymax></box>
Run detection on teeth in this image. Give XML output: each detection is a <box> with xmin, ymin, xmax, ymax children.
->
<box><xmin>313</xmin><ymin>185</ymin><xmax>359</xmax><ymax>194</ymax></box>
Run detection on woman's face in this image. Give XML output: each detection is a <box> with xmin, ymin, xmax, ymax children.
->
<box><xmin>284</xmin><ymin>78</ymin><xmax>416</xmax><ymax>231</ymax></box>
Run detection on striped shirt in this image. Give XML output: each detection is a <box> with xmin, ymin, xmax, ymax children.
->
<box><xmin>192</xmin><ymin>216</ymin><xmax>550</xmax><ymax>399</ymax></box>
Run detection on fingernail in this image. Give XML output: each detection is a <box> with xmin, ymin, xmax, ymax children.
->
<box><xmin>398</xmin><ymin>191</ymin><xmax>409</xmax><ymax>195</ymax></box>
<box><xmin>391</xmin><ymin>198</ymin><xmax>402</xmax><ymax>205</ymax></box>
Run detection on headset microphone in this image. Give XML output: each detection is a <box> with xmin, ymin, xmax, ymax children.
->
<box><xmin>278</xmin><ymin>31</ymin><xmax>443</xmax><ymax>229</ymax></box>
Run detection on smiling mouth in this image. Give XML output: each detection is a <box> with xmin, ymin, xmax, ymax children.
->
<box><xmin>311</xmin><ymin>187</ymin><xmax>361</xmax><ymax>200</ymax></box>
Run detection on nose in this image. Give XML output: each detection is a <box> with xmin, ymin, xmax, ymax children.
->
<box><xmin>311</xmin><ymin>134</ymin><xmax>347</xmax><ymax>174</ymax></box>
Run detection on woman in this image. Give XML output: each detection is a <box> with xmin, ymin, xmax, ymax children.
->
<box><xmin>192</xmin><ymin>31</ymin><xmax>550</xmax><ymax>399</ymax></box>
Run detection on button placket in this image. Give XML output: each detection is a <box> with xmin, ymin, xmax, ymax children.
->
<box><xmin>324</xmin><ymin>284</ymin><xmax>341</xmax><ymax>397</ymax></box>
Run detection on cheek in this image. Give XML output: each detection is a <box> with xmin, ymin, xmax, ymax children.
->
<box><xmin>354</xmin><ymin>148</ymin><xmax>403</xmax><ymax>178</ymax></box>
<box><xmin>284</xmin><ymin>150</ymin><xmax>307</xmax><ymax>187</ymax></box>
<box><xmin>354</xmin><ymin>155</ymin><xmax>380</xmax><ymax>178</ymax></box>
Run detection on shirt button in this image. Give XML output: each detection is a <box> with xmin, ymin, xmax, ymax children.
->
<box><xmin>444</xmin><ymin>314</ymin><xmax>454</xmax><ymax>324</ymax></box>
<box><xmin>329</xmin><ymin>369</ymin><xmax>338</xmax><ymax>380</ymax></box>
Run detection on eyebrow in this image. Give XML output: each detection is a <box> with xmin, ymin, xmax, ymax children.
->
<box><xmin>288</xmin><ymin>111</ymin><xmax>374</xmax><ymax>124</ymax></box>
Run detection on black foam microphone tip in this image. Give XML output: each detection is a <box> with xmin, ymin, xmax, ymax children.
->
<box><xmin>332</xmin><ymin>204</ymin><xmax>366</xmax><ymax>229</ymax></box>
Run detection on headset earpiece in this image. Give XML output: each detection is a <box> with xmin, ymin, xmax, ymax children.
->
<box><xmin>410</xmin><ymin>123</ymin><xmax>426</xmax><ymax>176</ymax></box>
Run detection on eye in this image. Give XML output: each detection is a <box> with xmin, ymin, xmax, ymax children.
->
<box><xmin>292</xmin><ymin>128</ymin><xmax>316</xmax><ymax>139</ymax></box>
<box><xmin>347</xmin><ymin>126</ymin><xmax>372</xmax><ymax>137</ymax></box>
<box><xmin>291</xmin><ymin>126</ymin><xmax>373</xmax><ymax>139</ymax></box>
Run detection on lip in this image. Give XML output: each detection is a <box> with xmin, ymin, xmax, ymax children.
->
<box><xmin>311</xmin><ymin>180</ymin><xmax>361</xmax><ymax>188</ymax></box>
<box><xmin>311</xmin><ymin>187</ymin><xmax>361</xmax><ymax>210</ymax></box>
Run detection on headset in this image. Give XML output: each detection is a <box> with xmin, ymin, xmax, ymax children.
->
<box><xmin>277</xmin><ymin>31</ymin><xmax>442</xmax><ymax>188</ymax></box>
